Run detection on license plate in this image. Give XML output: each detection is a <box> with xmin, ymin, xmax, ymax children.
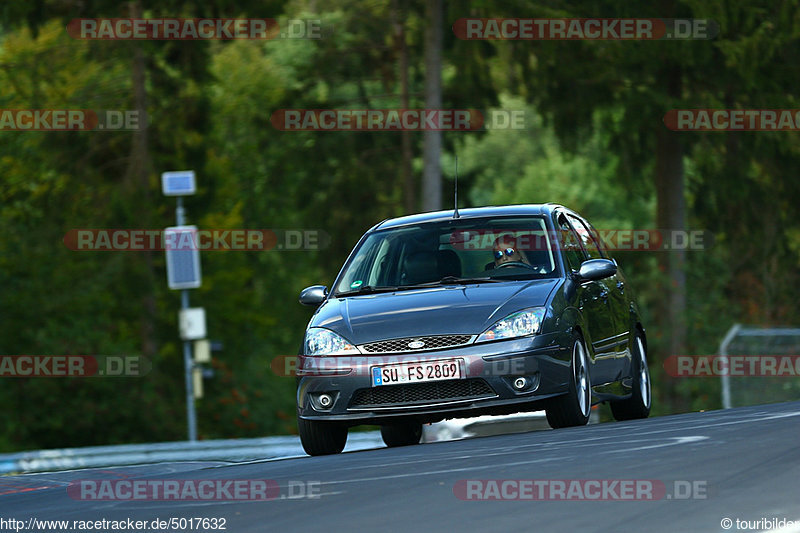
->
<box><xmin>371</xmin><ymin>359</ymin><xmax>463</xmax><ymax>386</ymax></box>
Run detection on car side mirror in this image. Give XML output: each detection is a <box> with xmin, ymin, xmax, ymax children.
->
<box><xmin>299</xmin><ymin>285</ymin><xmax>328</xmax><ymax>306</ymax></box>
<box><xmin>575</xmin><ymin>259</ymin><xmax>617</xmax><ymax>282</ymax></box>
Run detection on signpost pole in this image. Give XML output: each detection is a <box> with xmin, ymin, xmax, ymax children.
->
<box><xmin>175</xmin><ymin>196</ymin><xmax>197</xmax><ymax>442</ymax></box>
<box><xmin>163</xmin><ymin>172</ymin><xmax>201</xmax><ymax>443</ymax></box>
<box><xmin>181</xmin><ymin>290</ymin><xmax>197</xmax><ymax>442</ymax></box>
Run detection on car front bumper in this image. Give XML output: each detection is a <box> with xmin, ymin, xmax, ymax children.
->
<box><xmin>296</xmin><ymin>332</ymin><xmax>573</xmax><ymax>425</ymax></box>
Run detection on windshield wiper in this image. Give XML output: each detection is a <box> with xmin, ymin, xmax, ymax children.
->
<box><xmin>408</xmin><ymin>276</ymin><xmax>506</xmax><ymax>287</ymax></box>
<box><xmin>337</xmin><ymin>277</ymin><xmax>507</xmax><ymax>296</ymax></box>
<box><xmin>335</xmin><ymin>285</ymin><xmax>401</xmax><ymax>296</ymax></box>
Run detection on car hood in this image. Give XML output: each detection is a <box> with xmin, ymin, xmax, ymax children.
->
<box><xmin>309</xmin><ymin>279</ymin><xmax>560</xmax><ymax>344</ymax></box>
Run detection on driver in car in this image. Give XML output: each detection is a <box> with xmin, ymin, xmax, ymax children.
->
<box><xmin>491</xmin><ymin>234</ymin><xmax>531</xmax><ymax>269</ymax></box>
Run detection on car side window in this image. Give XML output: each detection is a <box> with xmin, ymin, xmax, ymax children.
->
<box><xmin>558</xmin><ymin>215</ymin><xmax>585</xmax><ymax>272</ymax></box>
<box><xmin>584</xmin><ymin>220</ymin><xmax>613</xmax><ymax>261</ymax></box>
<box><xmin>567</xmin><ymin>214</ymin><xmax>604</xmax><ymax>260</ymax></box>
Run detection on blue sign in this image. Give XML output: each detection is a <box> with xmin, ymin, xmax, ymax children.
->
<box><xmin>162</xmin><ymin>170</ymin><xmax>196</xmax><ymax>196</ymax></box>
<box><xmin>165</xmin><ymin>226</ymin><xmax>202</xmax><ymax>290</ymax></box>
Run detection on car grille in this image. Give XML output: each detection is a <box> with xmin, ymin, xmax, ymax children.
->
<box><xmin>360</xmin><ymin>335</ymin><xmax>472</xmax><ymax>354</ymax></box>
<box><xmin>349</xmin><ymin>379</ymin><xmax>495</xmax><ymax>408</ymax></box>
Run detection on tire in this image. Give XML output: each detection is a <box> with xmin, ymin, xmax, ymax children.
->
<box><xmin>298</xmin><ymin>417</ymin><xmax>348</xmax><ymax>456</ymax></box>
<box><xmin>546</xmin><ymin>333</ymin><xmax>592</xmax><ymax>429</ymax></box>
<box><xmin>381</xmin><ymin>421</ymin><xmax>423</xmax><ymax>447</ymax></box>
<box><xmin>610</xmin><ymin>333</ymin><xmax>651</xmax><ymax>421</ymax></box>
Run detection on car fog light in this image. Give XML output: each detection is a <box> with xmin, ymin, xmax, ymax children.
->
<box><xmin>513</xmin><ymin>377</ymin><xmax>530</xmax><ymax>390</ymax></box>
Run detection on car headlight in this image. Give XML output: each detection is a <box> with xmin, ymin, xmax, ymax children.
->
<box><xmin>476</xmin><ymin>308</ymin><xmax>546</xmax><ymax>343</ymax></box>
<box><xmin>305</xmin><ymin>328</ymin><xmax>360</xmax><ymax>356</ymax></box>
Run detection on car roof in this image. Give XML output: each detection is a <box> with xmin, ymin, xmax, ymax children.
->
<box><xmin>372</xmin><ymin>204</ymin><xmax>565</xmax><ymax>231</ymax></box>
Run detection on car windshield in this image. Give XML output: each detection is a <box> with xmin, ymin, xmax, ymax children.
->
<box><xmin>333</xmin><ymin>216</ymin><xmax>558</xmax><ymax>295</ymax></box>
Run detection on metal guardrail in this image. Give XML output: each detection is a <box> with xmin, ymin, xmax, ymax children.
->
<box><xmin>0</xmin><ymin>432</ymin><xmax>385</xmax><ymax>474</ymax></box>
<box><xmin>719</xmin><ymin>324</ymin><xmax>800</xmax><ymax>409</ymax></box>
<box><xmin>0</xmin><ymin>413</ymin><xmax>594</xmax><ymax>474</ymax></box>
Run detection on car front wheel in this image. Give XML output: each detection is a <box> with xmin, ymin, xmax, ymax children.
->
<box><xmin>298</xmin><ymin>417</ymin><xmax>348</xmax><ymax>456</ymax></box>
<box><xmin>546</xmin><ymin>333</ymin><xmax>592</xmax><ymax>429</ymax></box>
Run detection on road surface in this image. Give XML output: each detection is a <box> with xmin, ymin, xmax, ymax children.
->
<box><xmin>2</xmin><ymin>402</ymin><xmax>799</xmax><ymax>533</ymax></box>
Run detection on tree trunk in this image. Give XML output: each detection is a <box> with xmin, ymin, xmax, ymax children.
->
<box><xmin>392</xmin><ymin>0</ymin><xmax>415</xmax><ymax>213</ymax></box>
<box><xmin>652</xmin><ymin>0</ymin><xmax>687</xmax><ymax>414</ymax></box>
<box><xmin>655</xmin><ymin>125</ymin><xmax>687</xmax><ymax>413</ymax></box>
<box><xmin>422</xmin><ymin>0</ymin><xmax>442</xmax><ymax>212</ymax></box>
<box><xmin>127</xmin><ymin>0</ymin><xmax>157</xmax><ymax>360</ymax></box>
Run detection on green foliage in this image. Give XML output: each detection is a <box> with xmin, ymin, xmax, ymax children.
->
<box><xmin>1</xmin><ymin>1</ymin><xmax>799</xmax><ymax>450</ymax></box>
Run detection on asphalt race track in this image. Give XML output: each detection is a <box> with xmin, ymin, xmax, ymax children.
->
<box><xmin>2</xmin><ymin>402</ymin><xmax>799</xmax><ymax>533</ymax></box>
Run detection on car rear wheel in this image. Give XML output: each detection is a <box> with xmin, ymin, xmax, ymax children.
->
<box><xmin>381</xmin><ymin>421</ymin><xmax>423</xmax><ymax>447</ymax></box>
<box><xmin>298</xmin><ymin>417</ymin><xmax>348</xmax><ymax>456</ymax></box>
<box><xmin>610</xmin><ymin>333</ymin><xmax>651</xmax><ymax>421</ymax></box>
<box><xmin>546</xmin><ymin>334</ymin><xmax>591</xmax><ymax>429</ymax></box>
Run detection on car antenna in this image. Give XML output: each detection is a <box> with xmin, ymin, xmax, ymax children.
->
<box><xmin>453</xmin><ymin>155</ymin><xmax>460</xmax><ymax>219</ymax></box>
